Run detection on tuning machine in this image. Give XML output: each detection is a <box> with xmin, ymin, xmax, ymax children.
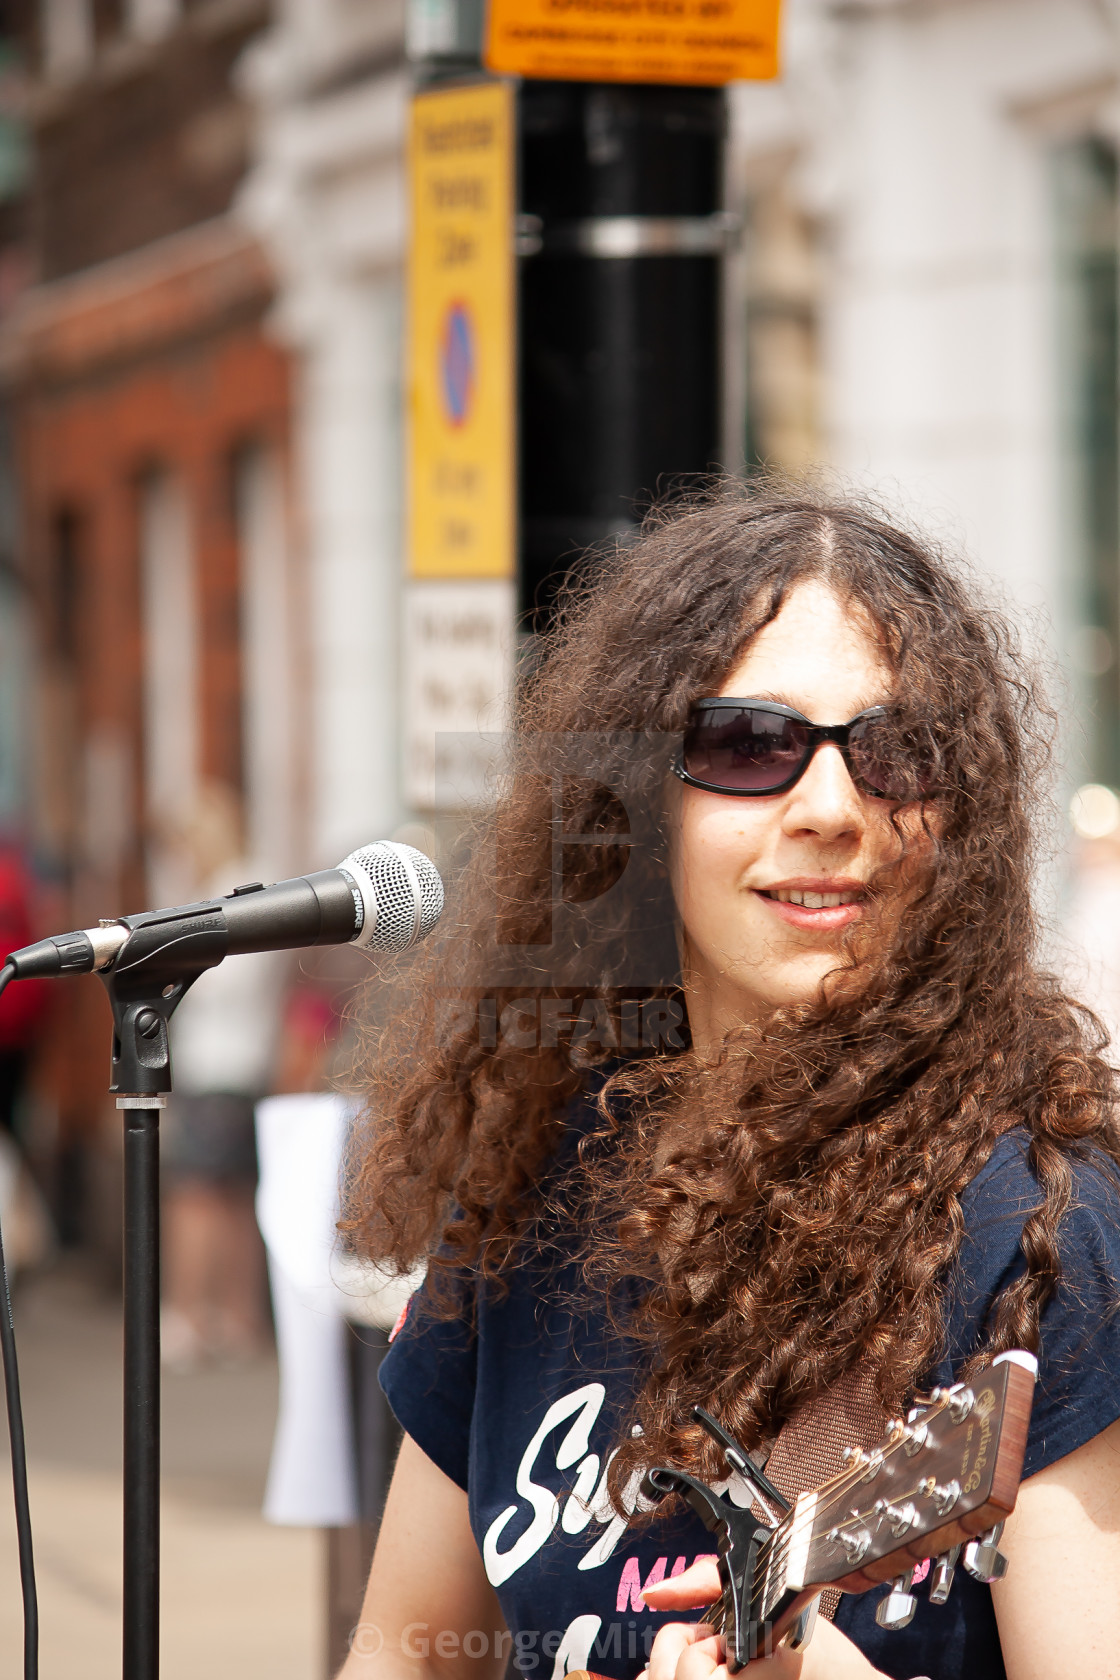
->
<box><xmin>917</xmin><ymin>1475</ymin><xmax>961</xmax><ymax>1515</ymax></box>
<box><xmin>928</xmin><ymin>1544</ymin><xmax>961</xmax><ymax>1605</ymax></box>
<box><xmin>875</xmin><ymin>1570</ymin><xmax>917</xmax><ymax>1630</ymax></box>
<box><xmin>928</xmin><ymin>1381</ymin><xmax>975</xmax><ymax>1424</ymax></box>
<box><xmin>962</xmin><ymin>1523</ymin><xmax>1008</xmax><ymax>1584</ymax></box>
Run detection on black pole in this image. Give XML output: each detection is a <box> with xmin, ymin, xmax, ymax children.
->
<box><xmin>101</xmin><ymin>921</ymin><xmax>217</xmax><ymax>1680</ymax></box>
<box><xmin>121</xmin><ymin>1100</ymin><xmax>161</xmax><ymax>1680</ymax></box>
<box><xmin>517</xmin><ymin>81</ymin><xmax>727</xmax><ymax>626</ymax></box>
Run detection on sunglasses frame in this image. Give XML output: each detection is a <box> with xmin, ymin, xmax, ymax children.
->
<box><xmin>673</xmin><ymin>698</ymin><xmax>895</xmax><ymax>798</ymax></box>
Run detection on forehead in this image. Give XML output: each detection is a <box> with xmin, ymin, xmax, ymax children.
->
<box><xmin>718</xmin><ymin>578</ymin><xmax>892</xmax><ymax>720</ymax></box>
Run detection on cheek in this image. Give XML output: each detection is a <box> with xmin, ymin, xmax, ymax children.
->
<box><xmin>670</xmin><ymin>793</ymin><xmax>770</xmax><ymax>914</ymax></box>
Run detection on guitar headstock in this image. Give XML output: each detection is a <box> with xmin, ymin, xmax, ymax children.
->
<box><xmin>792</xmin><ymin>1352</ymin><xmax>1036</xmax><ymax>1595</ymax></box>
<box><xmin>643</xmin><ymin>1351</ymin><xmax>1036</xmax><ymax>1670</ymax></box>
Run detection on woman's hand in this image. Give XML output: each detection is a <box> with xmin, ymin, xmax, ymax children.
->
<box><xmin>639</xmin><ymin>1561</ymin><xmax>887</xmax><ymax>1680</ymax></box>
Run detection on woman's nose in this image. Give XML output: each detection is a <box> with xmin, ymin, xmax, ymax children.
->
<box><xmin>780</xmin><ymin>741</ymin><xmax>866</xmax><ymax>843</ymax></box>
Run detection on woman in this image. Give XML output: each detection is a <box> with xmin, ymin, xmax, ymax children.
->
<box><xmin>341</xmin><ymin>487</ymin><xmax>1120</xmax><ymax>1680</ymax></box>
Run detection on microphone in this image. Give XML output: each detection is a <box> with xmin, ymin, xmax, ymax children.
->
<box><xmin>5</xmin><ymin>841</ymin><xmax>444</xmax><ymax>982</ymax></box>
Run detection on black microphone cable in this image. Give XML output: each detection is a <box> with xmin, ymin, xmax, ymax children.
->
<box><xmin>0</xmin><ymin>960</ymin><xmax>38</xmax><ymax>1680</ymax></box>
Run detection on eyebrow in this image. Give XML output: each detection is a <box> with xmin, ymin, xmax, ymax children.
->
<box><xmin>720</xmin><ymin>690</ymin><xmax>890</xmax><ymax>714</ymax></box>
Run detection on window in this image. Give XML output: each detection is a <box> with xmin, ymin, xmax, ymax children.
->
<box><xmin>1054</xmin><ymin>136</ymin><xmax>1120</xmax><ymax>785</ymax></box>
<box><xmin>124</xmin><ymin>0</ymin><xmax>178</xmax><ymax>42</ymax></box>
<box><xmin>41</xmin><ymin>0</ymin><xmax>94</xmax><ymax>80</ymax></box>
<box><xmin>137</xmin><ymin>467</ymin><xmax>198</xmax><ymax>904</ymax></box>
<box><xmin>48</xmin><ymin>504</ymin><xmax>82</xmax><ymax>660</ymax></box>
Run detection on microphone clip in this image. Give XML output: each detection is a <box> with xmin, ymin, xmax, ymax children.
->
<box><xmin>103</xmin><ymin>904</ymin><xmax>230</xmax><ymax>1096</ymax></box>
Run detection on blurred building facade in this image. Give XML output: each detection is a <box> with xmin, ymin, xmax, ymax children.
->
<box><xmin>0</xmin><ymin>0</ymin><xmax>1112</xmax><ymax>1218</ymax></box>
<box><xmin>238</xmin><ymin>0</ymin><xmax>408</xmax><ymax>865</ymax></box>
<box><xmin>734</xmin><ymin>0</ymin><xmax>1119</xmax><ymax>787</ymax></box>
<box><xmin>0</xmin><ymin>0</ymin><xmax>294</xmax><ymax>1230</ymax></box>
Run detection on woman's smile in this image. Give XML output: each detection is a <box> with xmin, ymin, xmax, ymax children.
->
<box><xmin>754</xmin><ymin>875</ymin><xmax>868</xmax><ymax>931</ymax></box>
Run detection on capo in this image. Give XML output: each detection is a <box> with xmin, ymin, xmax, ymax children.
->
<box><xmin>641</xmin><ymin>1409</ymin><xmax>788</xmax><ymax>1672</ymax></box>
<box><xmin>692</xmin><ymin>1407</ymin><xmax>791</xmax><ymax>1518</ymax></box>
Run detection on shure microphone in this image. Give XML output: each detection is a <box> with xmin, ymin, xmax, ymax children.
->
<box><xmin>4</xmin><ymin>841</ymin><xmax>444</xmax><ymax>982</ymax></box>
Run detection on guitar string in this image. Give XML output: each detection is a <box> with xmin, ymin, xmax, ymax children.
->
<box><xmin>756</xmin><ymin>1396</ymin><xmax>956</xmax><ymax>1573</ymax></box>
<box><xmin>706</xmin><ymin>1388</ymin><xmax>992</xmax><ymax>1638</ymax></box>
<box><xmin>726</xmin><ymin>1397</ymin><xmax>962</xmax><ymax>1628</ymax></box>
<box><xmin>750</xmin><ymin>1431</ymin><xmax>920</xmax><ymax>1588</ymax></box>
<box><xmin>726</xmin><ymin>1467</ymin><xmax>956</xmax><ymax>1640</ymax></box>
<box><xmin>740</xmin><ymin>1474</ymin><xmax>949</xmax><ymax>1634</ymax></box>
<box><xmin>754</xmin><ymin>1461</ymin><xmax>965</xmax><ymax>1624</ymax></box>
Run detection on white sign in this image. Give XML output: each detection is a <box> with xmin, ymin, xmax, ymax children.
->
<box><xmin>402</xmin><ymin>579</ymin><xmax>516</xmax><ymax>810</ymax></box>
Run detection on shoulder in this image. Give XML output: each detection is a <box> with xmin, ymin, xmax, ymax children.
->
<box><xmin>955</xmin><ymin>1129</ymin><xmax>1120</xmax><ymax>1287</ymax></box>
<box><xmin>377</xmin><ymin>1079</ymin><xmax>606</xmax><ymax>1483</ymax></box>
<box><xmin>947</xmin><ymin>1130</ymin><xmax>1120</xmax><ymax>1476</ymax></box>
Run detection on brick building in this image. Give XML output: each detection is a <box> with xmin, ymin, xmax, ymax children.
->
<box><xmin>1</xmin><ymin>0</ymin><xmax>294</xmax><ymax>1226</ymax></box>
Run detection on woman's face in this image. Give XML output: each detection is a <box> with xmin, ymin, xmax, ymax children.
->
<box><xmin>671</xmin><ymin>577</ymin><xmax>916</xmax><ymax>1049</ymax></box>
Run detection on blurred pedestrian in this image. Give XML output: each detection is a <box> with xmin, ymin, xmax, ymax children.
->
<box><xmin>0</xmin><ymin>840</ymin><xmax>53</xmax><ymax>1276</ymax></box>
<box><xmin>272</xmin><ymin>984</ymin><xmax>343</xmax><ymax>1098</ymax></box>
<box><xmin>0</xmin><ymin>840</ymin><xmax>50</xmax><ymax>1134</ymax></box>
<box><xmin>161</xmin><ymin>782</ymin><xmax>286</xmax><ymax>1370</ymax></box>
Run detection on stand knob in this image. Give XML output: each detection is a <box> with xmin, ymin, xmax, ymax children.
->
<box><xmin>875</xmin><ymin>1571</ymin><xmax>917</xmax><ymax>1630</ymax></box>
<box><xmin>928</xmin><ymin>1544</ymin><xmax>961</xmax><ymax>1605</ymax></box>
<box><xmin>963</xmin><ymin>1524</ymin><xmax>1008</xmax><ymax>1584</ymax></box>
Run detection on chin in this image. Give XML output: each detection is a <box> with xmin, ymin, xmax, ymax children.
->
<box><xmin>743</xmin><ymin>963</ymin><xmax>843</xmax><ymax>1017</ymax></box>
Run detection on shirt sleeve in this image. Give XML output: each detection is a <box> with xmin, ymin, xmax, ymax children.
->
<box><xmin>944</xmin><ymin>1133</ymin><xmax>1120</xmax><ymax>1478</ymax></box>
<box><xmin>377</xmin><ymin>1266</ymin><xmax>478</xmax><ymax>1491</ymax></box>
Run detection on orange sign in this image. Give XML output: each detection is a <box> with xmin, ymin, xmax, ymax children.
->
<box><xmin>484</xmin><ymin>0</ymin><xmax>781</xmax><ymax>85</ymax></box>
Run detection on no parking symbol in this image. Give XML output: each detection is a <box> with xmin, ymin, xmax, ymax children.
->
<box><xmin>440</xmin><ymin>301</ymin><xmax>475</xmax><ymax>428</ymax></box>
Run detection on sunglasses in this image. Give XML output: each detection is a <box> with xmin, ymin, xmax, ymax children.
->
<box><xmin>675</xmin><ymin>699</ymin><xmax>922</xmax><ymax>800</ymax></box>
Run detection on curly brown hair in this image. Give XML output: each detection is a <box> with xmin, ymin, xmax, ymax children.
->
<box><xmin>344</xmin><ymin>480</ymin><xmax>1119</xmax><ymax>1501</ymax></box>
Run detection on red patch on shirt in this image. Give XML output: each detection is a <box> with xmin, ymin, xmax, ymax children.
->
<box><xmin>388</xmin><ymin>1295</ymin><xmax>414</xmax><ymax>1343</ymax></box>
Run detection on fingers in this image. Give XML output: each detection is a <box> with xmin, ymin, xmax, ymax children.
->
<box><xmin>645</xmin><ymin>1623</ymin><xmax>723</xmax><ymax>1680</ymax></box>
<box><xmin>640</xmin><ymin>1559</ymin><xmax>723</xmax><ymax>1611</ymax></box>
<box><xmin>676</xmin><ymin>1636</ymin><xmax>726</xmax><ymax>1680</ymax></box>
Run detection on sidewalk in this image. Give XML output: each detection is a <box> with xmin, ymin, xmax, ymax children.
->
<box><xmin>0</xmin><ymin>1258</ymin><xmax>319</xmax><ymax>1679</ymax></box>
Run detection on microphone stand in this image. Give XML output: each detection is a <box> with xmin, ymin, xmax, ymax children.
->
<box><xmin>101</xmin><ymin>914</ymin><xmax>225</xmax><ymax>1680</ymax></box>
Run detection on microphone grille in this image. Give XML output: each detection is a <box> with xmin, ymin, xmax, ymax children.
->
<box><xmin>340</xmin><ymin>842</ymin><xmax>444</xmax><ymax>953</ymax></box>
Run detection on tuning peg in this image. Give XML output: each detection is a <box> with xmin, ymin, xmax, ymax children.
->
<box><xmin>903</xmin><ymin>1419</ymin><xmax>929</xmax><ymax>1456</ymax></box>
<box><xmin>875</xmin><ymin>1497</ymin><xmax>919</xmax><ymax>1537</ymax></box>
<box><xmin>928</xmin><ymin>1544</ymin><xmax>961</xmax><ymax>1605</ymax></box>
<box><xmin>827</xmin><ymin>1522</ymin><xmax>871</xmax><ymax>1565</ymax></box>
<box><xmin>875</xmin><ymin>1570</ymin><xmax>917</xmax><ymax>1630</ymax></box>
<box><xmin>918</xmin><ymin>1475</ymin><xmax>961</xmax><ymax>1515</ymax></box>
<box><xmin>963</xmin><ymin>1524</ymin><xmax>1008</xmax><ymax>1584</ymax></box>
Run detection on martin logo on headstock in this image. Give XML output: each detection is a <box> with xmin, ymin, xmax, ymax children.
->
<box><xmin>639</xmin><ymin>1350</ymin><xmax>1037</xmax><ymax>1670</ymax></box>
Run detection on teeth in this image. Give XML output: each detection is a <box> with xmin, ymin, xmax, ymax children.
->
<box><xmin>772</xmin><ymin>889</ymin><xmax>861</xmax><ymax>908</ymax></box>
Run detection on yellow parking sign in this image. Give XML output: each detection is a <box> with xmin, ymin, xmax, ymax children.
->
<box><xmin>407</xmin><ymin>79</ymin><xmax>516</xmax><ymax>579</ymax></box>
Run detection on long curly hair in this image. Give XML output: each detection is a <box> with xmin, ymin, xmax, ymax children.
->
<box><xmin>344</xmin><ymin>481</ymin><xmax>1118</xmax><ymax>1499</ymax></box>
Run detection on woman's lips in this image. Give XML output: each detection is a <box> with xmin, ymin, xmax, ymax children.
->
<box><xmin>753</xmin><ymin>888</ymin><xmax>866</xmax><ymax>931</ymax></box>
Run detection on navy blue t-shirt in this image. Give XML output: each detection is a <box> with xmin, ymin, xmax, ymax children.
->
<box><xmin>380</xmin><ymin>1127</ymin><xmax>1120</xmax><ymax>1680</ymax></box>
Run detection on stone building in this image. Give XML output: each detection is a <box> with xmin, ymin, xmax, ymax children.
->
<box><xmin>1</xmin><ymin>0</ymin><xmax>291</xmax><ymax>1213</ymax></box>
<box><xmin>238</xmin><ymin>0</ymin><xmax>409</xmax><ymax>863</ymax></box>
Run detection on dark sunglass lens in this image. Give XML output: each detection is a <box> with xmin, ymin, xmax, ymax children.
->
<box><xmin>849</xmin><ymin>715</ymin><xmax>930</xmax><ymax>800</ymax></box>
<box><xmin>683</xmin><ymin>708</ymin><xmax>808</xmax><ymax>791</ymax></box>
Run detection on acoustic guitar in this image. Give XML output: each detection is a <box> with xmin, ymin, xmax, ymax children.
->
<box><xmin>569</xmin><ymin>1349</ymin><xmax>1035</xmax><ymax>1675</ymax></box>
